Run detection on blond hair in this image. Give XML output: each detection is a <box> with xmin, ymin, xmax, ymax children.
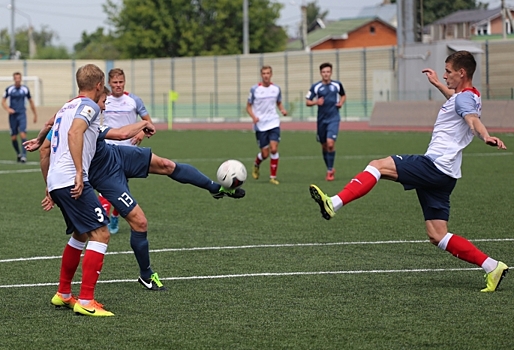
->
<box><xmin>261</xmin><ymin>65</ymin><xmax>272</xmax><ymax>73</ymax></box>
<box><xmin>76</xmin><ymin>64</ymin><xmax>105</xmax><ymax>91</ymax></box>
<box><xmin>108</xmin><ymin>68</ymin><xmax>125</xmax><ymax>81</ymax></box>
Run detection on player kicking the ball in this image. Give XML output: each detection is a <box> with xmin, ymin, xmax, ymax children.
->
<box><xmin>27</xmin><ymin>89</ymin><xmax>245</xmax><ymax>296</ymax></box>
<box><xmin>309</xmin><ymin>51</ymin><xmax>508</xmax><ymax>292</ymax></box>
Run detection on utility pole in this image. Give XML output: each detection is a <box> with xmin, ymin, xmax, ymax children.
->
<box><xmin>502</xmin><ymin>0</ymin><xmax>507</xmax><ymax>39</ymax></box>
<box><xmin>243</xmin><ymin>0</ymin><xmax>249</xmax><ymax>55</ymax></box>
<box><xmin>301</xmin><ymin>4</ymin><xmax>309</xmax><ymax>51</ymax></box>
<box><xmin>10</xmin><ymin>0</ymin><xmax>15</xmax><ymax>59</ymax></box>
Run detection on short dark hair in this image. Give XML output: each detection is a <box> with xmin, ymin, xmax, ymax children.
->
<box><xmin>13</xmin><ymin>72</ymin><xmax>21</xmax><ymax>78</ymax></box>
<box><xmin>445</xmin><ymin>51</ymin><xmax>476</xmax><ymax>79</ymax></box>
<box><xmin>319</xmin><ymin>62</ymin><xmax>332</xmax><ymax>71</ymax></box>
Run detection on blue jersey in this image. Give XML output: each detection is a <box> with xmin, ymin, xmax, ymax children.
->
<box><xmin>3</xmin><ymin>85</ymin><xmax>31</xmax><ymax>114</ymax></box>
<box><xmin>306</xmin><ymin>80</ymin><xmax>345</xmax><ymax>123</ymax></box>
<box><xmin>47</xmin><ymin>125</ymin><xmax>117</xmax><ymax>186</ymax></box>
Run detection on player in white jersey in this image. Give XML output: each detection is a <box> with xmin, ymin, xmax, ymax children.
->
<box><xmin>43</xmin><ymin>64</ymin><xmax>115</xmax><ymax>316</ymax></box>
<box><xmin>247</xmin><ymin>65</ymin><xmax>287</xmax><ymax>185</ymax></box>
<box><xmin>100</xmin><ymin>68</ymin><xmax>154</xmax><ymax>234</ymax></box>
<box><xmin>308</xmin><ymin>51</ymin><xmax>509</xmax><ymax>292</ymax></box>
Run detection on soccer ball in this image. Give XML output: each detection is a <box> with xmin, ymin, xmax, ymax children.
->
<box><xmin>217</xmin><ymin>160</ymin><xmax>247</xmax><ymax>189</ymax></box>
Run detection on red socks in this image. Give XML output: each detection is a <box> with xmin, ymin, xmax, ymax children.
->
<box><xmin>445</xmin><ymin>234</ymin><xmax>488</xmax><ymax>266</ymax></box>
<box><xmin>98</xmin><ymin>195</ymin><xmax>111</xmax><ymax>214</ymax></box>
<box><xmin>270</xmin><ymin>157</ymin><xmax>279</xmax><ymax>178</ymax></box>
<box><xmin>58</xmin><ymin>244</ymin><xmax>83</xmax><ymax>294</ymax></box>
<box><xmin>79</xmin><ymin>243</ymin><xmax>107</xmax><ymax>300</ymax></box>
<box><xmin>338</xmin><ymin>170</ymin><xmax>378</xmax><ymax>205</ymax></box>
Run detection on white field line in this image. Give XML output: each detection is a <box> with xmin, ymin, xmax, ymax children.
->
<box><xmin>0</xmin><ymin>267</ymin><xmax>491</xmax><ymax>288</ymax></box>
<box><xmin>1</xmin><ymin>238</ymin><xmax>512</xmax><ymax>288</ymax></box>
<box><xmin>0</xmin><ymin>152</ymin><xmax>512</xmax><ymax>175</ymax></box>
<box><xmin>1</xmin><ymin>238</ymin><xmax>512</xmax><ymax>264</ymax></box>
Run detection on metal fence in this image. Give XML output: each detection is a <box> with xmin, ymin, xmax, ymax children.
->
<box><xmin>0</xmin><ymin>40</ymin><xmax>512</xmax><ymax>122</ymax></box>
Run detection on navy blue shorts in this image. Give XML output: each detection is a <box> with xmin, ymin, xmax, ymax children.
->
<box><xmin>316</xmin><ymin>120</ymin><xmax>339</xmax><ymax>144</ymax></box>
<box><xmin>255</xmin><ymin>127</ymin><xmax>280</xmax><ymax>149</ymax></box>
<box><xmin>9</xmin><ymin>113</ymin><xmax>27</xmax><ymax>135</ymax></box>
<box><xmin>393</xmin><ymin>154</ymin><xmax>457</xmax><ymax>221</ymax></box>
<box><xmin>93</xmin><ymin>146</ymin><xmax>151</xmax><ymax>217</ymax></box>
<box><xmin>50</xmin><ymin>182</ymin><xmax>109</xmax><ymax>235</ymax></box>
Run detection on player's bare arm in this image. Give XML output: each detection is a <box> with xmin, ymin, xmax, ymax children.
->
<box><xmin>39</xmin><ymin>138</ymin><xmax>55</xmax><ymax>211</ymax></box>
<box><xmin>464</xmin><ymin>113</ymin><xmax>507</xmax><ymax>149</ymax></box>
<box><xmin>246</xmin><ymin>102</ymin><xmax>259</xmax><ymax>123</ymax></box>
<box><xmin>68</xmin><ymin>119</ymin><xmax>88</xmax><ymax>199</ymax></box>
<box><xmin>29</xmin><ymin>98</ymin><xmax>38</xmax><ymax>123</ymax></box>
<box><xmin>336</xmin><ymin>94</ymin><xmax>346</xmax><ymax>108</ymax></box>
<box><xmin>23</xmin><ymin>115</ymin><xmax>56</xmax><ymax>151</ymax></box>
<box><xmin>1</xmin><ymin>97</ymin><xmax>15</xmax><ymax>114</ymax></box>
<box><xmin>422</xmin><ymin>68</ymin><xmax>454</xmax><ymax>99</ymax></box>
<box><xmin>277</xmin><ymin>101</ymin><xmax>287</xmax><ymax>116</ymax></box>
<box><xmin>131</xmin><ymin>114</ymin><xmax>153</xmax><ymax>145</ymax></box>
<box><xmin>106</xmin><ymin>120</ymin><xmax>155</xmax><ymax>141</ymax></box>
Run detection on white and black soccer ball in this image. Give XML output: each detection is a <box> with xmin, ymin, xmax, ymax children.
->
<box><xmin>216</xmin><ymin>160</ymin><xmax>247</xmax><ymax>189</ymax></box>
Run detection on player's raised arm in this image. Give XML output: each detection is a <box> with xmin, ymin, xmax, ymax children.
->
<box><xmin>422</xmin><ymin>68</ymin><xmax>454</xmax><ymax>99</ymax></box>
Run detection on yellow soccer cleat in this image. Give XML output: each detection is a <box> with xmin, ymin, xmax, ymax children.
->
<box><xmin>481</xmin><ymin>261</ymin><xmax>509</xmax><ymax>292</ymax></box>
<box><xmin>269</xmin><ymin>178</ymin><xmax>280</xmax><ymax>185</ymax></box>
<box><xmin>51</xmin><ymin>292</ymin><xmax>77</xmax><ymax>310</ymax></box>
<box><xmin>309</xmin><ymin>184</ymin><xmax>335</xmax><ymax>220</ymax></box>
<box><xmin>74</xmin><ymin>300</ymin><xmax>114</xmax><ymax>317</ymax></box>
<box><xmin>252</xmin><ymin>165</ymin><xmax>260</xmax><ymax>179</ymax></box>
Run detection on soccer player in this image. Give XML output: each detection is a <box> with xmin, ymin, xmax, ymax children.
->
<box><xmin>100</xmin><ymin>68</ymin><xmax>153</xmax><ymax>234</ymax></box>
<box><xmin>29</xmin><ymin>90</ymin><xmax>245</xmax><ymax>292</ymax></box>
<box><xmin>247</xmin><ymin>65</ymin><xmax>287</xmax><ymax>185</ymax></box>
<box><xmin>306</xmin><ymin>62</ymin><xmax>346</xmax><ymax>181</ymax></box>
<box><xmin>309</xmin><ymin>51</ymin><xmax>509</xmax><ymax>292</ymax></box>
<box><xmin>44</xmin><ymin>64</ymin><xmax>115</xmax><ymax>316</ymax></box>
<box><xmin>1</xmin><ymin>72</ymin><xmax>38</xmax><ymax>163</ymax></box>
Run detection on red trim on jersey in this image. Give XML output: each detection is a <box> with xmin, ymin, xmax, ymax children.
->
<box><xmin>462</xmin><ymin>87</ymin><xmax>480</xmax><ymax>97</ymax></box>
<box><xmin>66</xmin><ymin>95</ymin><xmax>87</xmax><ymax>103</ymax></box>
<box><xmin>123</xmin><ymin>91</ymin><xmax>130</xmax><ymax>95</ymax></box>
<box><xmin>257</xmin><ymin>82</ymin><xmax>273</xmax><ymax>86</ymax></box>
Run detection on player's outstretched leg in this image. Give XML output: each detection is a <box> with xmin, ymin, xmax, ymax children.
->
<box><xmin>309</xmin><ymin>184</ymin><xmax>335</xmax><ymax>220</ymax></box>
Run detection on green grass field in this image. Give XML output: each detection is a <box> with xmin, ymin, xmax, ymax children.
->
<box><xmin>0</xmin><ymin>130</ymin><xmax>513</xmax><ymax>349</ymax></box>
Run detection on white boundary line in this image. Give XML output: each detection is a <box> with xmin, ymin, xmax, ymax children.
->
<box><xmin>0</xmin><ymin>267</ymin><xmax>495</xmax><ymax>289</ymax></box>
<box><xmin>0</xmin><ymin>152</ymin><xmax>512</xmax><ymax>175</ymax></box>
<box><xmin>1</xmin><ymin>238</ymin><xmax>513</xmax><ymax>264</ymax></box>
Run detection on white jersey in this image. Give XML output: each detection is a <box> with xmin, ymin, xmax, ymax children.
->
<box><xmin>47</xmin><ymin>97</ymin><xmax>101</xmax><ymax>192</ymax></box>
<box><xmin>248</xmin><ymin>83</ymin><xmax>282</xmax><ymax>132</ymax></box>
<box><xmin>104</xmin><ymin>92</ymin><xmax>149</xmax><ymax>146</ymax></box>
<box><xmin>425</xmin><ymin>88</ymin><xmax>482</xmax><ymax>179</ymax></box>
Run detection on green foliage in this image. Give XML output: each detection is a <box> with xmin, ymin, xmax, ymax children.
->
<box><xmin>307</xmin><ymin>0</ymin><xmax>329</xmax><ymax>26</ymax></box>
<box><xmin>0</xmin><ymin>130</ymin><xmax>513</xmax><ymax>348</ymax></box>
<box><xmin>34</xmin><ymin>46</ymin><xmax>70</xmax><ymax>59</ymax></box>
<box><xmin>0</xmin><ymin>25</ymin><xmax>65</xmax><ymax>59</ymax></box>
<box><xmin>103</xmin><ymin>0</ymin><xmax>287</xmax><ymax>58</ymax></box>
<box><xmin>73</xmin><ymin>27</ymin><xmax>121</xmax><ymax>60</ymax></box>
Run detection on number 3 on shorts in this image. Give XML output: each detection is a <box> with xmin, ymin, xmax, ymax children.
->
<box><xmin>95</xmin><ymin>207</ymin><xmax>105</xmax><ymax>222</ymax></box>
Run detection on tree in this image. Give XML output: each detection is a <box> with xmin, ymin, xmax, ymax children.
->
<box><xmin>306</xmin><ymin>0</ymin><xmax>329</xmax><ymax>27</ymax></box>
<box><xmin>103</xmin><ymin>0</ymin><xmax>287</xmax><ymax>58</ymax></box>
<box><xmin>73</xmin><ymin>27</ymin><xmax>120</xmax><ymax>60</ymax></box>
<box><xmin>0</xmin><ymin>25</ymin><xmax>69</xmax><ymax>59</ymax></box>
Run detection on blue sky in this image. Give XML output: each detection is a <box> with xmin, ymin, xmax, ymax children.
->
<box><xmin>0</xmin><ymin>0</ymin><xmax>510</xmax><ymax>51</ymax></box>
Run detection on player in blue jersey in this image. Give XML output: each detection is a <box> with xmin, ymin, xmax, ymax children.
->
<box><xmin>28</xmin><ymin>89</ymin><xmax>245</xmax><ymax>292</ymax></box>
<box><xmin>306</xmin><ymin>63</ymin><xmax>346</xmax><ymax>181</ymax></box>
<box><xmin>2</xmin><ymin>72</ymin><xmax>38</xmax><ymax>163</ymax></box>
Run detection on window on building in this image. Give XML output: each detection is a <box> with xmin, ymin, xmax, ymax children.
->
<box><xmin>370</xmin><ymin>26</ymin><xmax>376</xmax><ymax>34</ymax></box>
